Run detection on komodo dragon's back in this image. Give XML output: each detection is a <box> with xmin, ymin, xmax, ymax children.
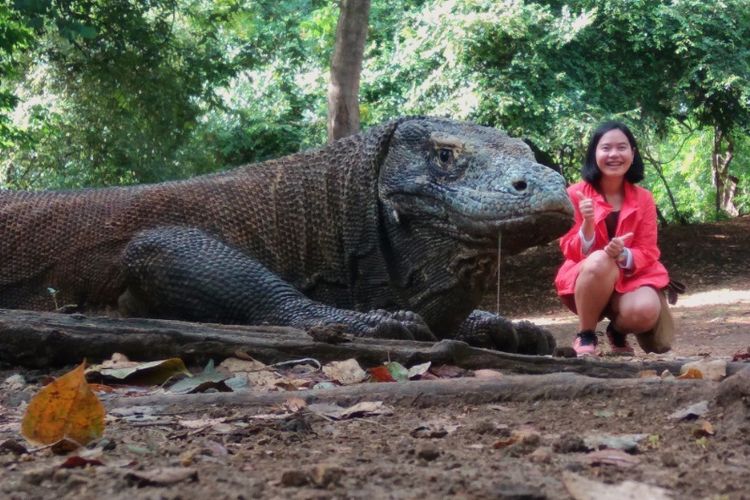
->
<box><xmin>0</xmin><ymin>117</ymin><xmax>574</xmax><ymax>354</ymax></box>
<box><xmin>0</xmin><ymin>124</ymin><xmax>388</xmax><ymax>311</ymax></box>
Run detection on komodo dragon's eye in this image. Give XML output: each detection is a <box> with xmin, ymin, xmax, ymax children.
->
<box><xmin>438</xmin><ymin>148</ymin><xmax>454</xmax><ymax>165</ymax></box>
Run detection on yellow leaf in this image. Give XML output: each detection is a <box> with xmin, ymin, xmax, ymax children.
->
<box><xmin>21</xmin><ymin>362</ymin><xmax>105</xmax><ymax>447</ymax></box>
<box><xmin>677</xmin><ymin>368</ymin><xmax>703</xmax><ymax>379</ymax></box>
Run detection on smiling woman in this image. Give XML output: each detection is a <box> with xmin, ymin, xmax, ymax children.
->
<box><xmin>555</xmin><ymin>121</ymin><xmax>671</xmax><ymax>357</ymax></box>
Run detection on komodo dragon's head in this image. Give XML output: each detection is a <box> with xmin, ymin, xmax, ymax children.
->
<box><xmin>378</xmin><ymin>117</ymin><xmax>574</xmax><ymax>255</ymax></box>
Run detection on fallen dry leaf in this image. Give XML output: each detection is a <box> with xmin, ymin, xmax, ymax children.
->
<box><xmin>87</xmin><ymin>383</ymin><xmax>115</xmax><ymax>393</ymax></box>
<box><xmin>21</xmin><ymin>362</ymin><xmax>105</xmax><ymax>448</ymax></box>
<box><xmin>89</xmin><ymin>357</ymin><xmax>191</xmax><ymax>385</ymax></box>
<box><xmin>282</xmin><ymin>397</ymin><xmax>308</xmax><ymax>413</ymax></box>
<box><xmin>168</xmin><ymin>360</ymin><xmax>230</xmax><ymax>394</ymax></box>
<box><xmin>692</xmin><ymin>420</ymin><xmax>715</xmax><ymax>437</ymax></box>
<box><xmin>219</xmin><ymin>357</ymin><xmax>267</xmax><ymax>373</ymax></box>
<box><xmin>369</xmin><ymin>365</ymin><xmax>395</xmax><ymax>382</ymax></box>
<box><xmin>584</xmin><ymin>448</ymin><xmax>641</xmax><ymax>468</ymax></box>
<box><xmin>322</xmin><ymin>359</ymin><xmax>368</xmax><ymax>385</ymax></box>
<box><xmin>125</xmin><ymin>466</ymin><xmax>198</xmax><ymax>486</ymax></box>
<box><xmin>308</xmin><ymin>401</ymin><xmax>392</xmax><ymax>420</ymax></box>
<box><xmin>405</xmin><ymin>362</ymin><xmax>431</xmax><ymax>379</ymax></box>
<box><xmin>492</xmin><ymin>437</ymin><xmax>518</xmax><ymax>449</ymax></box>
<box><xmin>59</xmin><ymin>455</ymin><xmax>104</xmax><ymax>469</ymax></box>
<box><xmin>385</xmin><ymin>361</ymin><xmax>409</xmax><ymax>381</ymax></box>
<box><xmin>677</xmin><ymin>368</ymin><xmax>703</xmax><ymax>379</ymax></box>
<box><xmin>430</xmin><ymin>365</ymin><xmax>468</xmax><ymax>378</ymax></box>
<box><xmin>177</xmin><ymin>417</ymin><xmax>227</xmax><ymax>429</ymax></box>
<box><xmin>583</xmin><ymin>433</ymin><xmax>647</xmax><ymax>452</ymax></box>
<box><xmin>473</xmin><ymin>369</ymin><xmax>504</xmax><ymax>380</ymax></box>
<box><xmin>669</xmin><ymin>400</ymin><xmax>709</xmax><ymax>421</ymax></box>
<box><xmin>680</xmin><ymin>359</ymin><xmax>727</xmax><ymax>381</ymax></box>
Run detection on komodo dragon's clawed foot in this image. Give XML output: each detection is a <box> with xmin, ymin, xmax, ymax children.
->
<box><xmin>454</xmin><ymin>310</ymin><xmax>555</xmax><ymax>355</ymax></box>
<box><xmin>455</xmin><ymin>310</ymin><xmax>518</xmax><ymax>353</ymax></box>
<box><xmin>513</xmin><ymin>320</ymin><xmax>556</xmax><ymax>355</ymax></box>
<box><xmin>359</xmin><ymin>309</ymin><xmax>436</xmax><ymax>341</ymax></box>
<box><xmin>298</xmin><ymin>308</ymin><xmax>435</xmax><ymax>342</ymax></box>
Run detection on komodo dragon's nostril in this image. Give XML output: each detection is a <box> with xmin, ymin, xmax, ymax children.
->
<box><xmin>512</xmin><ymin>180</ymin><xmax>528</xmax><ymax>192</ymax></box>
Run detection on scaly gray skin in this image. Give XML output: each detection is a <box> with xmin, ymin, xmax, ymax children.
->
<box><xmin>0</xmin><ymin>117</ymin><xmax>573</xmax><ymax>354</ymax></box>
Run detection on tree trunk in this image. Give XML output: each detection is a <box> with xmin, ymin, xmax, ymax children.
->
<box><xmin>647</xmin><ymin>158</ymin><xmax>687</xmax><ymax>225</ymax></box>
<box><xmin>712</xmin><ymin>127</ymin><xmax>739</xmax><ymax>217</ymax></box>
<box><xmin>327</xmin><ymin>0</ymin><xmax>370</xmax><ymax>142</ymax></box>
<box><xmin>111</xmin><ymin>372</ymin><xmax>717</xmax><ymax>412</ymax></box>
<box><xmin>1</xmin><ymin>309</ymin><xmax>747</xmax><ymax>378</ymax></box>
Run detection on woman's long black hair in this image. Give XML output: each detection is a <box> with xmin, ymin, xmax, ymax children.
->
<box><xmin>582</xmin><ymin>121</ymin><xmax>644</xmax><ymax>186</ymax></box>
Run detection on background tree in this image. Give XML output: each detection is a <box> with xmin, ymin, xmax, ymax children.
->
<box><xmin>327</xmin><ymin>0</ymin><xmax>370</xmax><ymax>141</ymax></box>
<box><xmin>1</xmin><ymin>0</ymin><xmax>748</xmax><ymax>223</ymax></box>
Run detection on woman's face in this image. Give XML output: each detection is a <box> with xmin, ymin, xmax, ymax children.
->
<box><xmin>595</xmin><ymin>129</ymin><xmax>634</xmax><ymax>180</ymax></box>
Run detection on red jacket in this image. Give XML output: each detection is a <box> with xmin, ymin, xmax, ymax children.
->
<box><xmin>555</xmin><ymin>180</ymin><xmax>670</xmax><ymax>296</ymax></box>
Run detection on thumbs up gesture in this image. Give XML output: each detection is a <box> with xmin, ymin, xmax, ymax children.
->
<box><xmin>605</xmin><ymin>232</ymin><xmax>634</xmax><ymax>261</ymax></box>
<box><xmin>576</xmin><ymin>191</ymin><xmax>595</xmax><ymax>223</ymax></box>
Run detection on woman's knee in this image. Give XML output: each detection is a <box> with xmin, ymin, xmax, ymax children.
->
<box><xmin>620</xmin><ymin>292</ymin><xmax>662</xmax><ymax>331</ymax></box>
<box><xmin>579</xmin><ymin>251</ymin><xmax>618</xmax><ymax>281</ymax></box>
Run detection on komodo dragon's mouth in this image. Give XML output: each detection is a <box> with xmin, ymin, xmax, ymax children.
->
<box><xmin>385</xmin><ymin>184</ymin><xmax>574</xmax><ymax>254</ymax></box>
<box><xmin>440</xmin><ymin>208</ymin><xmax>573</xmax><ymax>255</ymax></box>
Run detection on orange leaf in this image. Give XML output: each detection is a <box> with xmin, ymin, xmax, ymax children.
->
<box><xmin>693</xmin><ymin>420</ymin><xmax>715</xmax><ymax>437</ymax></box>
<box><xmin>88</xmin><ymin>383</ymin><xmax>115</xmax><ymax>393</ymax></box>
<box><xmin>21</xmin><ymin>362</ymin><xmax>105</xmax><ymax>447</ymax></box>
<box><xmin>492</xmin><ymin>437</ymin><xmax>519</xmax><ymax>449</ymax></box>
<box><xmin>677</xmin><ymin>368</ymin><xmax>703</xmax><ymax>379</ymax></box>
<box><xmin>369</xmin><ymin>366</ymin><xmax>395</xmax><ymax>382</ymax></box>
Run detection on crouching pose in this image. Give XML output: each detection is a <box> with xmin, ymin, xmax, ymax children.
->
<box><xmin>555</xmin><ymin>121</ymin><xmax>673</xmax><ymax>357</ymax></box>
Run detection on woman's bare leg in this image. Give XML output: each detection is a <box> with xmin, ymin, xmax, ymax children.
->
<box><xmin>608</xmin><ymin>286</ymin><xmax>662</xmax><ymax>334</ymax></box>
<box><xmin>574</xmin><ymin>250</ymin><xmax>620</xmax><ymax>331</ymax></box>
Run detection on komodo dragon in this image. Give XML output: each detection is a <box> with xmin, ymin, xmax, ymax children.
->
<box><xmin>0</xmin><ymin>117</ymin><xmax>573</xmax><ymax>354</ymax></box>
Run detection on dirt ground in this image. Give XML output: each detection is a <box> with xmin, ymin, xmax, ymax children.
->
<box><xmin>1</xmin><ymin>217</ymin><xmax>749</xmax><ymax>499</ymax></box>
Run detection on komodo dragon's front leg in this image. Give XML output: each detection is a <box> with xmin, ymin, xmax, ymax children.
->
<box><xmin>119</xmin><ymin>227</ymin><xmax>436</xmax><ymax>341</ymax></box>
<box><xmin>455</xmin><ymin>310</ymin><xmax>556</xmax><ymax>355</ymax></box>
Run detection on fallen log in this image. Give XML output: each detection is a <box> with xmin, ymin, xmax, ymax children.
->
<box><xmin>0</xmin><ymin>308</ymin><xmax>746</xmax><ymax>378</ymax></box>
<box><xmin>109</xmin><ymin>373</ymin><xmax>717</xmax><ymax>412</ymax></box>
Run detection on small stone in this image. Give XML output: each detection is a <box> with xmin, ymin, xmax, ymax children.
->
<box><xmin>489</xmin><ymin>482</ymin><xmax>547</xmax><ymax>499</ymax></box>
<box><xmin>472</xmin><ymin>419</ymin><xmax>497</xmax><ymax>435</ymax></box>
<box><xmin>51</xmin><ymin>468</ymin><xmax>71</xmax><ymax>483</ymax></box>
<box><xmin>516</xmin><ymin>431</ymin><xmax>541</xmax><ymax>447</ymax></box>
<box><xmin>23</xmin><ymin>467</ymin><xmax>55</xmax><ymax>485</ymax></box>
<box><xmin>554</xmin><ymin>346</ymin><xmax>577</xmax><ymax>358</ymax></box>
<box><xmin>100</xmin><ymin>439</ymin><xmax>117</xmax><ymax>451</ymax></box>
<box><xmin>553</xmin><ymin>434</ymin><xmax>588</xmax><ymax>453</ymax></box>
<box><xmin>564</xmin><ymin>462</ymin><xmax>585</xmax><ymax>472</ymax></box>
<box><xmin>311</xmin><ymin>464</ymin><xmax>345</xmax><ymax>488</ymax></box>
<box><xmin>3</xmin><ymin>374</ymin><xmax>26</xmax><ymax>390</ymax></box>
<box><xmin>528</xmin><ymin>446</ymin><xmax>553</xmax><ymax>464</ymax></box>
<box><xmin>417</xmin><ymin>444</ymin><xmax>440</xmax><ymax>461</ymax></box>
<box><xmin>661</xmin><ymin>452</ymin><xmax>678</xmax><ymax>467</ymax></box>
<box><xmin>0</xmin><ymin>439</ymin><xmax>28</xmax><ymax>455</ymax></box>
<box><xmin>280</xmin><ymin>469</ymin><xmax>311</xmax><ymax>487</ymax></box>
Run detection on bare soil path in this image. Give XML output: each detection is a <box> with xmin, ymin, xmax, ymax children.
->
<box><xmin>1</xmin><ymin>217</ymin><xmax>749</xmax><ymax>499</ymax></box>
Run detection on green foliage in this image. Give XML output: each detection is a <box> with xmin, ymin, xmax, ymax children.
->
<box><xmin>0</xmin><ymin>2</ymin><xmax>33</xmax><ymax>146</ymax></box>
<box><xmin>1</xmin><ymin>0</ymin><xmax>749</xmax><ymax>223</ymax></box>
<box><xmin>666</xmin><ymin>0</ymin><xmax>750</xmax><ymax>132</ymax></box>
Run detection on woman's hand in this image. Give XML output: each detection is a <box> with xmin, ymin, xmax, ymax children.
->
<box><xmin>576</xmin><ymin>191</ymin><xmax>596</xmax><ymax>242</ymax></box>
<box><xmin>605</xmin><ymin>232</ymin><xmax>633</xmax><ymax>261</ymax></box>
<box><xmin>575</xmin><ymin>191</ymin><xmax>595</xmax><ymax>222</ymax></box>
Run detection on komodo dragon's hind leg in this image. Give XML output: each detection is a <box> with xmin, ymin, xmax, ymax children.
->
<box><xmin>455</xmin><ymin>310</ymin><xmax>556</xmax><ymax>355</ymax></box>
<box><xmin>119</xmin><ymin>227</ymin><xmax>436</xmax><ymax>342</ymax></box>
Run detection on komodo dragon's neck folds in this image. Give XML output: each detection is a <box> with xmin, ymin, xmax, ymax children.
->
<box><xmin>0</xmin><ymin>117</ymin><xmax>573</xmax><ymax>354</ymax></box>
